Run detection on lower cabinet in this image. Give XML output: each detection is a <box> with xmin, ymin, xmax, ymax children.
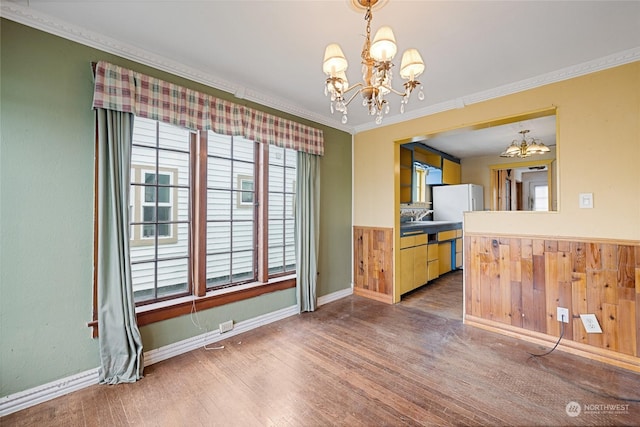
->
<box><xmin>438</xmin><ymin>241</ymin><xmax>452</xmax><ymax>275</ymax></box>
<box><xmin>455</xmin><ymin>236</ymin><xmax>463</xmax><ymax>269</ymax></box>
<box><xmin>427</xmin><ymin>243</ymin><xmax>439</xmax><ymax>281</ymax></box>
<box><xmin>399</xmin><ymin>234</ymin><xmax>429</xmax><ymax>295</ymax></box>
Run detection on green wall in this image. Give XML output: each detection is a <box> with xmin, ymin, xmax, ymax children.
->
<box><xmin>0</xmin><ymin>19</ymin><xmax>352</xmax><ymax>397</ymax></box>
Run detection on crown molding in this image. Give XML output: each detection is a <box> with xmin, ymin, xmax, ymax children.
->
<box><xmin>353</xmin><ymin>46</ymin><xmax>640</xmax><ymax>133</ymax></box>
<box><xmin>0</xmin><ymin>1</ymin><xmax>353</xmax><ymax>134</ymax></box>
<box><xmin>2</xmin><ymin>2</ymin><xmax>636</xmax><ymax>136</ymax></box>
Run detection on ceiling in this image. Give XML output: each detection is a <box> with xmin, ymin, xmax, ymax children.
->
<box><xmin>3</xmin><ymin>1</ymin><xmax>639</xmax><ymax>157</ymax></box>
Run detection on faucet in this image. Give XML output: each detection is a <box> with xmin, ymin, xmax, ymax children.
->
<box><xmin>414</xmin><ymin>209</ymin><xmax>434</xmax><ymax>222</ymax></box>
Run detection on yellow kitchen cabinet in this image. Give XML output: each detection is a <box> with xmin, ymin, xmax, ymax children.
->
<box><xmin>438</xmin><ymin>241</ymin><xmax>452</xmax><ymax>275</ymax></box>
<box><xmin>442</xmin><ymin>158</ymin><xmax>461</xmax><ymax>184</ymax></box>
<box><xmin>414</xmin><ymin>147</ymin><xmax>440</xmax><ymax>168</ymax></box>
<box><xmin>455</xmin><ymin>237</ymin><xmax>463</xmax><ymax>269</ymax></box>
<box><xmin>400</xmin><ymin>146</ymin><xmax>413</xmax><ymax>204</ymax></box>
<box><xmin>399</xmin><ymin>234</ymin><xmax>428</xmax><ymax>295</ymax></box>
<box><xmin>427</xmin><ymin>242</ymin><xmax>439</xmax><ymax>281</ymax></box>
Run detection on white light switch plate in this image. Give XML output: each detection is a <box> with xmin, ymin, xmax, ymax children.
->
<box><xmin>580</xmin><ymin>314</ymin><xmax>602</xmax><ymax>333</ymax></box>
<box><xmin>579</xmin><ymin>193</ymin><xmax>593</xmax><ymax>209</ymax></box>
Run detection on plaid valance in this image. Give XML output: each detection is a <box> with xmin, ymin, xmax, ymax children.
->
<box><xmin>92</xmin><ymin>61</ymin><xmax>324</xmax><ymax>155</ymax></box>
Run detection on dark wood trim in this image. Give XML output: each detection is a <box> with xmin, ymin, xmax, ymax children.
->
<box><xmin>89</xmin><ymin>277</ymin><xmax>296</xmax><ymax>333</ymax></box>
<box><xmin>257</xmin><ymin>143</ymin><xmax>269</xmax><ymax>283</ymax></box>
<box><xmin>91</xmin><ymin>112</ymin><xmax>99</xmax><ymax>338</ymax></box>
<box><xmin>136</xmin><ymin>277</ymin><xmax>296</xmax><ymax>327</ymax></box>
<box><xmin>194</xmin><ymin>132</ymin><xmax>207</xmax><ymax>297</ymax></box>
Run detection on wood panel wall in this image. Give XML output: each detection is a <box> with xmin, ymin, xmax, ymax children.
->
<box><xmin>465</xmin><ymin>235</ymin><xmax>640</xmax><ymax>366</ymax></box>
<box><xmin>353</xmin><ymin>226</ymin><xmax>394</xmax><ymax>304</ymax></box>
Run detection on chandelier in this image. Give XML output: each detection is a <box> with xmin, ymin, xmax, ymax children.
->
<box><xmin>500</xmin><ymin>129</ymin><xmax>550</xmax><ymax>158</ymax></box>
<box><xmin>322</xmin><ymin>0</ymin><xmax>425</xmax><ymax>125</ymax></box>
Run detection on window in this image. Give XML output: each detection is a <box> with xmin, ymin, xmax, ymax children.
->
<box><xmin>206</xmin><ymin>132</ymin><xmax>257</xmax><ymax>290</ymax></box>
<box><xmin>532</xmin><ymin>184</ymin><xmax>549</xmax><ymax>211</ymax></box>
<box><xmin>268</xmin><ymin>146</ymin><xmax>296</xmax><ymax>276</ymax></box>
<box><xmin>130</xmin><ymin>118</ymin><xmax>191</xmax><ymax>303</ymax></box>
<box><xmin>126</xmin><ymin>117</ymin><xmax>297</xmax><ymax>309</ymax></box>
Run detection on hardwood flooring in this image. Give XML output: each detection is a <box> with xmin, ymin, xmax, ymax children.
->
<box><xmin>3</xmin><ymin>271</ymin><xmax>640</xmax><ymax>426</ymax></box>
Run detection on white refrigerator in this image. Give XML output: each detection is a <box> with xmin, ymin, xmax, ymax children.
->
<box><xmin>433</xmin><ymin>184</ymin><xmax>484</xmax><ymax>222</ymax></box>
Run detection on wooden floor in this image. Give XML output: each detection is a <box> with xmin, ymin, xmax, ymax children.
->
<box><xmin>4</xmin><ymin>270</ymin><xmax>640</xmax><ymax>426</ymax></box>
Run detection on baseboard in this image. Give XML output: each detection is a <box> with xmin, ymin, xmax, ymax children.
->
<box><xmin>317</xmin><ymin>286</ymin><xmax>353</xmax><ymax>307</ymax></box>
<box><xmin>0</xmin><ymin>304</ymin><xmax>299</xmax><ymax>417</ymax></box>
<box><xmin>0</xmin><ymin>368</ymin><xmax>100</xmax><ymax>417</ymax></box>
<box><xmin>144</xmin><ymin>304</ymin><xmax>299</xmax><ymax>366</ymax></box>
<box><xmin>465</xmin><ymin>315</ymin><xmax>640</xmax><ymax>373</ymax></box>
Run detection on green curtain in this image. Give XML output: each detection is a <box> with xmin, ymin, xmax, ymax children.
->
<box><xmin>296</xmin><ymin>152</ymin><xmax>320</xmax><ymax>312</ymax></box>
<box><xmin>96</xmin><ymin>108</ymin><xmax>144</xmax><ymax>384</ymax></box>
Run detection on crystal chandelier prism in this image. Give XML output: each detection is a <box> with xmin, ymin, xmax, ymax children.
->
<box><xmin>322</xmin><ymin>0</ymin><xmax>425</xmax><ymax>125</ymax></box>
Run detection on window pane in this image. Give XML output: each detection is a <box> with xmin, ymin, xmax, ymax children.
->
<box><xmin>132</xmin><ymin>261</ymin><xmax>156</xmax><ymax>302</ymax></box>
<box><xmin>159</xmin><ymin>150</ymin><xmax>189</xmax><ymax>174</ymax></box>
<box><xmin>207</xmin><ymin>222</ymin><xmax>231</xmax><ymax>254</ymax></box>
<box><xmin>132</xmin><ymin>117</ymin><xmax>158</xmax><ymax>148</ymax></box>
<box><xmin>232</xmin><ymin>221</ymin><xmax>254</xmax><ymax>252</ymax></box>
<box><xmin>233</xmin><ymin>137</ymin><xmax>254</xmax><ymax>162</ymax></box>
<box><xmin>176</xmin><ymin>188</ymin><xmax>189</xmax><ymax>221</ymax></box>
<box><xmin>268</xmin><ymin>219</ymin><xmax>284</xmax><ymax>247</ymax></box>
<box><xmin>207</xmin><ymin>131</ymin><xmax>231</xmax><ymax>157</ymax></box>
<box><xmin>157</xmin><ymin>206</ymin><xmax>170</xmax><ymax>222</ymax></box>
<box><xmin>284</xmin><ymin>194</ymin><xmax>295</xmax><ymax>218</ymax></box>
<box><xmin>208</xmin><ymin>157</ymin><xmax>232</xmax><ymax>189</ymax></box>
<box><xmin>269</xmin><ymin>165</ymin><xmax>284</xmax><ymax>192</ymax></box>
<box><xmin>207</xmin><ymin>190</ymin><xmax>231</xmax><ymax>221</ymax></box>
<box><xmin>269</xmin><ymin>145</ymin><xmax>284</xmax><ymax>166</ymax></box>
<box><xmin>233</xmin><ymin>159</ymin><xmax>254</xmax><ymax>180</ymax></box>
<box><xmin>285</xmin><ymin>148</ymin><xmax>297</xmax><ymax>168</ymax></box>
<box><xmin>231</xmin><ymin>250</ymin><xmax>254</xmax><ymax>282</ymax></box>
<box><xmin>206</xmin><ymin>253</ymin><xmax>231</xmax><ymax>287</ymax></box>
<box><xmin>268</xmin><ymin>246</ymin><xmax>285</xmax><ymax>274</ymax></box>
<box><xmin>156</xmin><ymin>258</ymin><xmax>189</xmax><ymax>298</ymax></box>
<box><xmin>284</xmin><ymin>219</ymin><xmax>295</xmax><ymax>245</ymax></box>
<box><xmin>158</xmin><ymin>122</ymin><xmax>190</xmax><ymax>151</ymax></box>
<box><xmin>269</xmin><ymin>193</ymin><xmax>284</xmax><ymax>218</ymax></box>
<box><xmin>285</xmin><ymin>245</ymin><xmax>296</xmax><ymax>270</ymax></box>
<box><xmin>131</xmin><ymin>147</ymin><xmax>157</xmax><ymax>180</ymax></box>
<box><xmin>158</xmin><ymin>223</ymin><xmax>189</xmax><ymax>259</ymax></box>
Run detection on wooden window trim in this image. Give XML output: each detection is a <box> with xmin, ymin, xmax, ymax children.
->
<box><xmin>88</xmin><ymin>275</ymin><xmax>296</xmax><ymax>334</ymax></box>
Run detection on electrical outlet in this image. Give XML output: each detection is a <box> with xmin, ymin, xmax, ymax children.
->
<box><xmin>580</xmin><ymin>314</ymin><xmax>602</xmax><ymax>333</ymax></box>
<box><xmin>557</xmin><ymin>307</ymin><xmax>569</xmax><ymax>323</ymax></box>
<box><xmin>219</xmin><ymin>320</ymin><xmax>234</xmax><ymax>334</ymax></box>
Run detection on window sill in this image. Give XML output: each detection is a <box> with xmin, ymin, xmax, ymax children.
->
<box><xmin>135</xmin><ymin>275</ymin><xmax>297</xmax><ymax>327</ymax></box>
<box><xmin>88</xmin><ymin>275</ymin><xmax>296</xmax><ymax>336</ymax></box>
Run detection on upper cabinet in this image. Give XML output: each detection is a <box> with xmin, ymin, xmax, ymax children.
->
<box><xmin>399</xmin><ymin>143</ymin><xmax>461</xmax><ymax>203</ymax></box>
<box><xmin>442</xmin><ymin>158</ymin><xmax>461</xmax><ymax>184</ymax></box>
<box><xmin>400</xmin><ymin>146</ymin><xmax>413</xmax><ymax>204</ymax></box>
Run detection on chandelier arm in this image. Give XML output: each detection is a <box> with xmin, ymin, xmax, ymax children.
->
<box><xmin>341</xmin><ymin>84</ymin><xmax>366</xmax><ymax>107</ymax></box>
<box><xmin>381</xmin><ymin>85</ymin><xmax>408</xmax><ymax>97</ymax></box>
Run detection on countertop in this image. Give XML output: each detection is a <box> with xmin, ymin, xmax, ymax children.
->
<box><xmin>400</xmin><ymin>220</ymin><xmax>462</xmax><ymax>236</ymax></box>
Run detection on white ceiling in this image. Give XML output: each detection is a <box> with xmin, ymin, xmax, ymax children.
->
<box><xmin>3</xmin><ymin>0</ymin><xmax>639</xmax><ymax>158</ymax></box>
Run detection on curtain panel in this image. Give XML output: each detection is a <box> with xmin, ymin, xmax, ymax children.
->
<box><xmin>95</xmin><ymin>109</ymin><xmax>145</xmax><ymax>384</ymax></box>
<box><xmin>92</xmin><ymin>61</ymin><xmax>324</xmax><ymax>156</ymax></box>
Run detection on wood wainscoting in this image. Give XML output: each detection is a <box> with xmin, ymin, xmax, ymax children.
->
<box><xmin>353</xmin><ymin>226</ymin><xmax>394</xmax><ymax>304</ymax></box>
<box><xmin>464</xmin><ymin>234</ymin><xmax>640</xmax><ymax>371</ymax></box>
